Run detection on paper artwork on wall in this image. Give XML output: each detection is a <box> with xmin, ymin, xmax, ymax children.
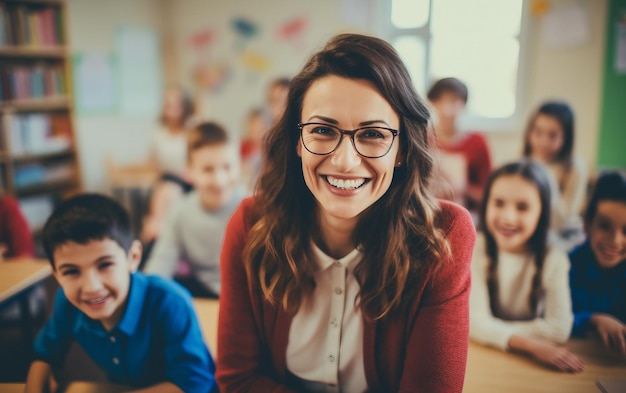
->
<box><xmin>541</xmin><ymin>3</ymin><xmax>590</xmax><ymax>50</ymax></box>
<box><xmin>73</xmin><ymin>52</ymin><xmax>117</xmax><ymax>114</ymax></box>
<box><xmin>275</xmin><ymin>16</ymin><xmax>308</xmax><ymax>52</ymax></box>
<box><xmin>116</xmin><ymin>27</ymin><xmax>163</xmax><ymax>117</ymax></box>
<box><xmin>232</xmin><ymin>17</ymin><xmax>260</xmax><ymax>51</ymax></box>
<box><xmin>193</xmin><ymin>61</ymin><xmax>232</xmax><ymax>93</ymax></box>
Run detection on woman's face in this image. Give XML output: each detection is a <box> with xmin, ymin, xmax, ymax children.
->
<box><xmin>528</xmin><ymin>114</ymin><xmax>565</xmax><ymax>162</ymax></box>
<box><xmin>588</xmin><ymin>200</ymin><xmax>626</xmax><ymax>268</ymax></box>
<box><xmin>297</xmin><ymin>75</ymin><xmax>401</xmax><ymax>224</ymax></box>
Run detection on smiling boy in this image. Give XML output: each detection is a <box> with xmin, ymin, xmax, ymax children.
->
<box><xmin>25</xmin><ymin>194</ymin><xmax>216</xmax><ymax>393</ymax></box>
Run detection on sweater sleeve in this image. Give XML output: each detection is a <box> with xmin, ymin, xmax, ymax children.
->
<box><xmin>0</xmin><ymin>197</ymin><xmax>35</xmax><ymax>258</ymax></box>
<box><xmin>398</xmin><ymin>202</ymin><xmax>475</xmax><ymax>393</ymax></box>
<box><xmin>506</xmin><ymin>247</ymin><xmax>574</xmax><ymax>343</ymax></box>
<box><xmin>216</xmin><ymin>198</ymin><xmax>297</xmax><ymax>393</ymax></box>
<box><xmin>469</xmin><ymin>234</ymin><xmax>521</xmax><ymax>350</ymax></box>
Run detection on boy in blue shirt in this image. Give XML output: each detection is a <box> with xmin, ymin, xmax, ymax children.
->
<box><xmin>25</xmin><ymin>194</ymin><xmax>216</xmax><ymax>393</ymax></box>
<box><xmin>569</xmin><ymin>171</ymin><xmax>626</xmax><ymax>358</ymax></box>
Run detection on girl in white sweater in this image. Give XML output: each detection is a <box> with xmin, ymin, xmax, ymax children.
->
<box><xmin>470</xmin><ymin>159</ymin><xmax>584</xmax><ymax>372</ymax></box>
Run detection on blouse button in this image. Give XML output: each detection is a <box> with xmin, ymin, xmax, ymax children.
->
<box><xmin>328</xmin><ymin>354</ymin><xmax>336</xmax><ymax>363</ymax></box>
<box><xmin>110</xmin><ymin>336</ymin><xmax>116</xmax><ymax>343</ymax></box>
<box><xmin>112</xmin><ymin>357</ymin><xmax>119</xmax><ymax>365</ymax></box>
<box><xmin>334</xmin><ymin>288</ymin><xmax>343</xmax><ymax>295</ymax></box>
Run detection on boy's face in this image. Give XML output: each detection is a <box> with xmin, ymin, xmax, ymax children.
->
<box><xmin>431</xmin><ymin>92</ymin><xmax>466</xmax><ymax>122</ymax></box>
<box><xmin>52</xmin><ymin>239</ymin><xmax>141</xmax><ymax>331</ymax></box>
<box><xmin>189</xmin><ymin>143</ymin><xmax>241</xmax><ymax>211</ymax></box>
<box><xmin>588</xmin><ymin>200</ymin><xmax>626</xmax><ymax>268</ymax></box>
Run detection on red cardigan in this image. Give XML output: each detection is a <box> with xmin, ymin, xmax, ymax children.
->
<box><xmin>0</xmin><ymin>196</ymin><xmax>34</xmax><ymax>258</ymax></box>
<box><xmin>217</xmin><ymin>197</ymin><xmax>476</xmax><ymax>393</ymax></box>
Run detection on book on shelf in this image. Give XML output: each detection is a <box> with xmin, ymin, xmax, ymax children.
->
<box><xmin>0</xmin><ymin>63</ymin><xmax>66</xmax><ymax>102</ymax></box>
<box><xmin>14</xmin><ymin>161</ymin><xmax>75</xmax><ymax>189</ymax></box>
<box><xmin>8</xmin><ymin>112</ymin><xmax>72</xmax><ymax>156</ymax></box>
<box><xmin>0</xmin><ymin>3</ymin><xmax>63</xmax><ymax>48</ymax></box>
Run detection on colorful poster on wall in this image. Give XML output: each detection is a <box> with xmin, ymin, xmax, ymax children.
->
<box><xmin>73</xmin><ymin>52</ymin><xmax>117</xmax><ymax>114</ymax></box>
<box><xmin>116</xmin><ymin>27</ymin><xmax>163</xmax><ymax>117</ymax></box>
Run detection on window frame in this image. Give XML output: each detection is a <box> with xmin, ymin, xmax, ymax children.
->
<box><xmin>374</xmin><ymin>0</ymin><xmax>531</xmax><ymax>133</ymax></box>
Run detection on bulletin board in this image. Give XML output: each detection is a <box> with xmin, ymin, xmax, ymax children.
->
<box><xmin>597</xmin><ymin>0</ymin><xmax>626</xmax><ymax>168</ymax></box>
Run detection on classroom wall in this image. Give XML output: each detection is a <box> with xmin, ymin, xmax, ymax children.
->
<box><xmin>65</xmin><ymin>0</ymin><xmax>609</xmax><ymax>191</ymax></box>
<box><xmin>487</xmin><ymin>0</ymin><xmax>607</xmax><ymax>169</ymax></box>
<box><xmin>65</xmin><ymin>0</ymin><xmax>165</xmax><ymax>192</ymax></box>
<box><xmin>163</xmin><ymin>0</ymin><xmax>375</xmax><ymax>136</ymax></box>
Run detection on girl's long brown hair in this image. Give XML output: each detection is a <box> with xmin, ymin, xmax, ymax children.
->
<box><xmin>243</xmin><ymin>33</ymin><xmax>450</xmax><ymax>320</ymax></box>
<box><xmin>480</xmin><ymin>160</ymin><xmax>553</xmax><ymax>317</ymax></box>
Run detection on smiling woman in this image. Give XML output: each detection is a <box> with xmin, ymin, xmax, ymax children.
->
<box><xmin>217</xmin><ymin>33</ymin><xmax>476</xmax><ymax>393</ymax></box>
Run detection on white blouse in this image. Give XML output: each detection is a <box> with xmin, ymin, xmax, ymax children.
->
<box><xmin>286</xmin><ymin>242</ymin><xmax>367</xmax><ymax>393</ymax></box>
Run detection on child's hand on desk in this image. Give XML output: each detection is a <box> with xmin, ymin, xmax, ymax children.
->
<box><xmin>530</xmin><ymin>338</ymin><xmax>585</xmax><ymax>373</ymax></box>
<box><xmin>591</xmin><ymin>314</ymin><xmax>626</xmax><ymax>357</ymax></box>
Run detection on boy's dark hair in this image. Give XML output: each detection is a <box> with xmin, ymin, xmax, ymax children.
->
<box><xmin>427</xmin><ymin>77</ymin><xmax>468</xmax><ymax>103</ymax></box>
<box><xmin>584</xmin><ymin>171</ymin><xmax>626</xmax><ymax>224</ymax></box>
<box><xmin>42</xmin><ymin>193</ymin><xmax>133</xmax><ymax>268</ymax></box>
<box><xmin>187</xmin><ymin>121</ymin><xmax>230</xmax><ymax>159</ymax></box>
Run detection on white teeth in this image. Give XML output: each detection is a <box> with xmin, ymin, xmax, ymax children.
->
<box><xmin>85</xmin><ymin>296</ymin><xmax>108</xmax><ymax>304</ymax></box>
<box><xmin>326</xmin><ymin>176</ymin><xmax>366</xmax><ymax>190</ymax></box>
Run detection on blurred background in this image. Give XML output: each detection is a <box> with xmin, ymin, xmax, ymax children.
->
<box><xmin>0</xmin><ymin>0</ymin><xmax>622</xmax><ymax>232</ymax></box>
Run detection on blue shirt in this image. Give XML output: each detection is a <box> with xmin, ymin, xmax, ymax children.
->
<box><xmin>569</xmin><ymin>240</ymin><xmax>626</xmax><ymax>336</ymax></box>
<box><xmin>34</xmin><ymin>273</ymin><xmax>216</xmax><ymax>392</ymax></box>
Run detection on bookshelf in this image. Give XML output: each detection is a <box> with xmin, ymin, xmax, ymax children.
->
<box><xmin>0</xmin><ymin>0</ymin><xmax>80</xmax><ymax>233</ymax></box>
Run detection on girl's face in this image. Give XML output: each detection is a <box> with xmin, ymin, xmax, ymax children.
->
<box><xmin>297</xmin><ymin>75</ymin><xmax>401</xmax><ymax>225</ymax></box>
<box><xmin>528</xmin><ymin>114</ymin><xmax>565</xmax><ymax>162</ymax></box>
<box><xmin>588</xmin><ymin>200</ymin><xmax>626</xmax><ymax>268</ymax></box>
<box><xmin>486</xmin><ymin>175</ymin><xmax>542</xmax><ymax>254</ymax></box>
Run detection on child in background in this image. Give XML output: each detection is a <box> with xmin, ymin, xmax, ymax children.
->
<box><xmin>240</xmin><ymin>108</ymin><xmax>266</xmax><ymax>192</ymax></box>
<box><xmin>470</xmin><ymin>160</ymin><xmax>584</xmax><ymax>373</ymax></box>
<box><xmin>144</xmin><ymin>122</ymin><xmax>244</xmax><ymax>298</ymax></box>
<box><xmin>265</xmin><ymin>77</ymin><xmax>290</xmax><ymax>126</ymax></box>
<box><xmin>522</xmin><ymin>101</ymin><xmax>588</xmax><ymax>250</ymax></box>
<box><xmin>569</xmin><ymin>171</ymin><xmax>626</xmax><ymax>357</ymax></box>
<box><xmin>0</xmin><ymin>194</ymin><xmax>34</xmax><ymax>258</ymax></box>
<box><xmin>141</xmin><ymin>86</ymin><xmax>196</xmax><ymax>245</ymax></box>
<box><xmin>25</xmin><ymin>194</ymin><xmax>216</xmax><ymax>393</ymax></box>
<box><xmin>427</xmin><ymin>77</ymin><xmax>492</xmax><ymax>215</ymax></box>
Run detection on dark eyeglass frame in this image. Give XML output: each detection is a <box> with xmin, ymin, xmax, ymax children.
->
<box><xmin>297</xmin><ymin>122</ymin><xmax>400</xmax><ymax>158</ymax></box>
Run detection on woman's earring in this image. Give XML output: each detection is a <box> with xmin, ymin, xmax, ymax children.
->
<box><xmin>395</xmin><ymin>161</ymin><xmax>402</xmax><ymax>167</ymax></box>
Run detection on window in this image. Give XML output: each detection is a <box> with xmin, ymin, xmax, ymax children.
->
<box><xmin>382</xmin><ymin>0</ymin><xmax>525</xmax><ymax>130</ymax></box>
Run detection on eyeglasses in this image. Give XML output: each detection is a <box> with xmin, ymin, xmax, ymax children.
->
<box><xmin>298</xmin><ymin>122</ymin><xmax>400</xmax><ymax>158</ymax></box>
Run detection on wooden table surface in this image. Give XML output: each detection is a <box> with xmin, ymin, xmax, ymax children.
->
<box><xmin>0</xmin><ymin>258</ymin><xmax>51</xmax><ymax>303</ymax></box>
<box><xmin>193</xmin><ymin>298</ymin><xmax>219</xmax><ymax>356</ymax></box>
<box><xmin>465</xmin><ymin>338</ymin><xmax>626</xmax><ymax>393</ymax></box>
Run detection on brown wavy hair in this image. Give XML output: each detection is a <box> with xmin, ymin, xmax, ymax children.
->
<box><xmin>243</xmin><ymin>33</ymin><xmax>450</xmax><ymax>320</ymax></box>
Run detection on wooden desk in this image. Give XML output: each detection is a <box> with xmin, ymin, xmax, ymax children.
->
<box><xmin>0</xmin><ymin>383</ymin><xmax>25</xmax><ymax>393</ymax></box>
<box><xmin>0</xmin><ymin>258</ymin><xmax>51</xmax><ymax>303</ymax></box>
<box><xmin>465</xmin><ymin>339</ymin><xmax>626</xmax><ymax>393</ymax></box>
<box><xmin>193</xmin><ymin>298</ymin><xmax>219</xmax><ymax>356</ymax></box>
